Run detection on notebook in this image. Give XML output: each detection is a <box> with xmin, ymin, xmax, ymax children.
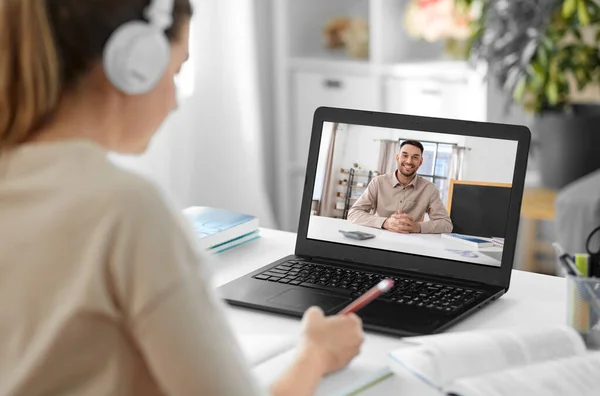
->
<box><xmin>441</xmin><ymin>233</ymin><xmax>494</xmax><ymax>248</ymax></box>
<box><xmin>183</xmin><ymin>206</ymin><xmax>259</xmax><ymax>251</ymax></box>
<box><xmin>210</xmin><ymin>230</ymin><xmax>261</xmax><ymax>254</ymax></box>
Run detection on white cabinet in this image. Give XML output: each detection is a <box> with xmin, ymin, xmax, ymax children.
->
<box><xmin>385</xmin><ymin>77</ymin><xmax>447</xmax><ymax>117</ymax></box>
<box><xmin>384</xmin><ymin>75</ymin><xmax>486</xmax><ymax>122</ymax></box>
<box><xmin>289</xmin><ymin>72</ymin><xmax>380</xmax><ymax>228</ymax></box>
<box><xmin>293</xmin><ymin>72</ymin><xmax>380</xmax><ymax>165</ymax></box>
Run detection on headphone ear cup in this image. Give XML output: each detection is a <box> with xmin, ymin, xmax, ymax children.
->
<box><xmin>103</xmin><ymin>21</ymin><xmax>171</xmax><ymax>95</ymax></box>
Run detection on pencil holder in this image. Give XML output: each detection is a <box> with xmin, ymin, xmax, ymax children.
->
<box><xmin>566</xmin><ymin>275</ymin><xmax>600</xmax><ymax>350</ymax></box>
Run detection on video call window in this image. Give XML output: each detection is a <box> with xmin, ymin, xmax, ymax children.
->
<box><xmin>308</xmin><ymin>122</ymin><xmax>519</xmax><ymax>268</ymax></box>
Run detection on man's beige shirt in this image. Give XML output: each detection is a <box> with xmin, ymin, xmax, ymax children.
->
<box><xmin>347</xmin><ymin>172</ymin><xmax>453</xmax><ymax>234</ymax></box>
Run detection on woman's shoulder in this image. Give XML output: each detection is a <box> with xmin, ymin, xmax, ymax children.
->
<box><xmin>93</xmin><ymin>160</ymin><xmax>172</xmax><ymax>217</ymax></box>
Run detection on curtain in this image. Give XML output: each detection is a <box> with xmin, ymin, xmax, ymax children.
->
<box><xmin>110</xmin><ymin>0</ymin><xmax>276</xmax><ymax>228</ymax></box>
<box><xmin>448</xmin><ymin>145</ymin><xmax>467</xmax><ymax>181</ymax></box>
<box><xmin>377</xmin><ymin>140</ymin><xmax>400</xmax><ymax>175</ymax></box>
<box><xmin>317</xmin><ymin>123</ymin><xmax>338</xmax><ymax>217</ymax></box>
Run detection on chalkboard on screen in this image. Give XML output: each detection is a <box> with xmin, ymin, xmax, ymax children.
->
<box><xmin>446</xmin><ymin>180</ymin><xmax>512</xmax><ymax>238</ymax></box>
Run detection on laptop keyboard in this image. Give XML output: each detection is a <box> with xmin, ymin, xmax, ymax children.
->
<box><xmin>253</xmin><ymin>261</ymin><xmax>484</xmax><ymax>314</ymax></box>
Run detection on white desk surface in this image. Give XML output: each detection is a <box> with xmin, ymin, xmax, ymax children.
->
<box><xmin>210</xmin><ymin>228</ymin><xmax>566</xmax><ymax>395</ymax></box>
<box><xmin>307</xmin><ymin>216</ymin><xmax>503</xmax><ymax>267</ymax></box>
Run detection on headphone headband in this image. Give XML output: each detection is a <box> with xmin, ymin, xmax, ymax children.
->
<box><xmin>102</xmin><ymin>0</ymin><xmax>175</xmax><ymax>94</ymax></box>
<box><xmin>144</xmin><ymin>0</ymin><xmax>174</xmax><ymax>31</ymax></box>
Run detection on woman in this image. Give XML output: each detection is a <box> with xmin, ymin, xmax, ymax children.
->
<box><xmin>0</xmin><ymin>1</ymin><xmax>364</xmax><ymax>395</ymax></box>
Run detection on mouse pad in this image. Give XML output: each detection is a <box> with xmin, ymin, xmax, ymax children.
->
<box><xmin>267</xmin><ymin>289</ymin><xmax>351</xmax><ymax>312</ymax></box>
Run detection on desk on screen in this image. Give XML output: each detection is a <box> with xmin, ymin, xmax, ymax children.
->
<box><xmin>307</xmin><ymin>216</ymin><xmax>502</xmax><ymax>267</ymax></box>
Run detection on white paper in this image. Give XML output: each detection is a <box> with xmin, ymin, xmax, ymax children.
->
<box><xmin>235</xmin><ymin>333</ymin><xmax>296</xmax><ymax>367</ymax></box>
<box><xmin>389</xmin><ymin>346</ymin><xmax>440</xmax><ymax>390</ymax></box>
<box><xmin>446</xmin><ymin>352</ymin><xmax>600</xmax><ymax>396</ymax></box>
<box><xmin>389</xmin><ymin>325</ymin><xmax>586</xmax><ymax>389</ymax></box>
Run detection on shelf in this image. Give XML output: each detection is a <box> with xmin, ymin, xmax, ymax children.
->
<box><xmin>336</xmin><ymin>194</ymin><xmax>361</xmax><ymax>199</ymax></box>
<box><xmin>290</xmin><ymin>55</ymin><xmax>375</xmax><ymax>76</ymax></box>
<box><xmin>340</xmin><ymin>168</ymin><xmax>379</xmax><ymax>176</ymax></box>
<box><xmin>288</xmin><ymin>57</ymin><xmax>481</xmax><ymax>80</ymax></box>
<box><xmin>383</xmin><ymin>60</ymin><xmax>475</xmax><ymax>80</ymax></box>
<box><xmin>338</xmin><ymin>183</ymin><xmax>367</xmax><ymax>188</ymax></box>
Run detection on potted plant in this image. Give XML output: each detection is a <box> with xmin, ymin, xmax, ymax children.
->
<box><xmin>460</xmin><ymin>0</ymin><xmax>600</xmax><ymax>189</ymax></box>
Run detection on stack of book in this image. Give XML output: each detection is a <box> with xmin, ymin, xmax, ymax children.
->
<box><xmin>441</xmin><ymin>234</ymin><xmax>505</xmax><ymax>249</ymax></box>
<box><xmin>183</xmin><ymin>206</ymin><xmax>260</xmax><ymax>254</ymax></box>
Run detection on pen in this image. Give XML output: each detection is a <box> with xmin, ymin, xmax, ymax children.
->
<box><xmin>553</xmin><ymin>243</ymin><xmax>600</xmax><ymax>329</ymax></box>
<box><xmin>552</xmin><ymin>243</ymin><xmax>582</xmax><ymax>277</ymax></box>
<box><xmin>338</xmin><ymin>278</ymin><xmax>395</xmax><ymax>315</ymax></box>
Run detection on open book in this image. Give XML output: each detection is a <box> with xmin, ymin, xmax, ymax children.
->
<box><xmin>389</xmin><ymin>325</ymin><xmax>600</xmax><ymax>396</ymax></box>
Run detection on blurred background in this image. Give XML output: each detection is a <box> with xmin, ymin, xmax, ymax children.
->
<box><xmin>115</xmin><ymin>0</ymin><xmax>600</xmax><ymax>276</ymax></box>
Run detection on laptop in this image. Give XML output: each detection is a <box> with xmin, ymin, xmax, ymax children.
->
<box><xmin>218</xmin><ymin>107</ymin><xmax>531</xmax><ymax>336</ymax></box>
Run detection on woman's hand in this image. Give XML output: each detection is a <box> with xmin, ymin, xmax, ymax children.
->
<box><xmin>298</xmin><ymin>306</ymin><xmax>364</xmax><ymax>375</ymax></box>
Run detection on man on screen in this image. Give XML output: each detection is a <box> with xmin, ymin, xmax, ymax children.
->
<box><xmin>348</xmin><ymin>140</ymin><xmax>453</xmax><ymax>234</ymax></box>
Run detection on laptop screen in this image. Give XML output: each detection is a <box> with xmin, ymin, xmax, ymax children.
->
<box><xmin>307</xmin><ymin>122</ymin><xmax>519</xmax><ymax>268</ymax></box>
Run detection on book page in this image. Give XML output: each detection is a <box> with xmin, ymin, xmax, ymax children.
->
<box><xmin>389</xmin><ymin>325</ymin><xmax>586</xmax><ymax>390</ymax></box>
<box><xmin>446</xmin><ymin>352</ymin><xmax>600</xmax><ymax>396</ymax></box>
<box><xmin>235</xmin><ymin>333</ymin><xmax>296</xmax><ymax>367</ymax></box>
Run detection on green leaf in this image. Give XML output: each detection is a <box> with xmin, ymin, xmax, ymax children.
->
<box><xmin>575</xmin><ymin>69</ymin><xmax>588</xmax><ymax>89</ymax></box>
<box><xmin>514</xmin><ymin>78</ymin><xmax>527</xmax><ymax>102</ymax></box>
<box><xmin>563</xmin><ymin>0</ymin><xmax>578</xmax><ymax>18</ymax></box>
<box><xmin>538</xmin><ymin>47</ymin><xmax>549</xmax><ymax>69</ymax></box>
<box><xmin>455</xmin><ymin>0</ymin><xmax>471</xmax><ymax>14</ymax></box>
<box><xmin>531</xmin><ymin>72</ymin><xmax>545</xmax><ymax>90</ymax></box>
<box><xmin>578</xmin><ymin>0</ymin><xmax>591</xmax><ymax>25</ymax></box>
<box><xmin>549</xmin><ymin>59</ymin><xmax>559</xmax><ymax>79</ymax></box>
<box><xmin>532</xmin><ymin>62</ymin><xmax>545</xmax><ymax>76</ymax></box>
<box><xmin>541</xmin><ymin>37</ymin><xmax>554</xmax><ymax>51</ymax></box>
<box><xmin>547</xmin><ymin>81</ymin><xmax>559</xmax><ymax>105</ymax></box>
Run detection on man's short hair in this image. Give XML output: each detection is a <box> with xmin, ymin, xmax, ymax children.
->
<box><xmin>400</xmin><ymin>140</ymin><xmax>424</xmax><ymax>155</ymax></box>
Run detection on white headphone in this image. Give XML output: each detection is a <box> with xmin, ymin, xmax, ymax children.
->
<box><xmin>103</xmin><ymin>0</ymin><xmax>174</xmax><ymax>95</ymax></box>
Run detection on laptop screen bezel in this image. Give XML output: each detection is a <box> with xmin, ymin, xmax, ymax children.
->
<box><xmin>295</xmin><ymin>107</ymin><xmax>531</xmax><ymax>289</ymax></box>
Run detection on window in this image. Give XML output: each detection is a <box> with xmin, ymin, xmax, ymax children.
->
<box><xmin>399</xmin><ymin>139</ymin><xmax>455</xmax><ymax>205</ymax></box>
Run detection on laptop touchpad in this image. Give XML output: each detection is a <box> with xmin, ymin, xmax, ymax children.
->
<box><xmin>268</xmin><ymin>289</ymin><xmax>350</xmax><ymax>312</ymax></box>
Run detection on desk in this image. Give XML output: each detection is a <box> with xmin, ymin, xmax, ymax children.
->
<box><xmin>211</xmin><ymin>227</ymin><xmax>566</xmax><ymax>395</ymax></box>
<box><xmin>308</xmin><ymin>216</ymin><xmax>503</xmax><ymax>267</ymax></box>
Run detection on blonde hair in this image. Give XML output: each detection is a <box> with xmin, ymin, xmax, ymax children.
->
<box><xmin>0</xmin><ymin>0</ymin><xmax>60</xmax><ymax>150</ymax></box>
<box><xmin>0</xmin><ymin>0</ymin><xmax>192</xmax><ymax>152</ymax></box>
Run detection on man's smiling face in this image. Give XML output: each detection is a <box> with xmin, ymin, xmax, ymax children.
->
<box><xmin>396</xmin><ymin>144</ymin><xmax>424</xmax><ymax>178</ymax></box>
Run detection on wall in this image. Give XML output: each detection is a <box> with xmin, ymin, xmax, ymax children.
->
<box><xmin>113</xmin><ymin>0</ymin><xmax>277</xmax><ymax>229</ymax></box>
<box><xmin>330</xmin><ymin>125</ymin><xmax>518</xmax><ymax>186</ymax></box>
<box><xmin>332</xmin><ymin>124</ymin><xmax>467</xmax><ymax>177</ymax></box>
<box><xmin>256</xmin><ymin>0</ymin><xmax>278</xmax><ymax>226</ymax></box>
<box><xmin>462</xmin><ymin>137</ymin><xmax>518</xmax><ymax>184</ymax></box>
